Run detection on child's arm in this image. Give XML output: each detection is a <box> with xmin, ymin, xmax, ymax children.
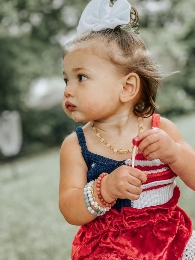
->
<box><xmin>59</xmin><ymin>133</ymin><xmax>97</xmax><ymax>225</ymax></box>
<box><xmin>59</xmin><ymin>132</ymin><xmax>147</xmax><ymax>226</ymax></box>
<box><xmin>136</xmin><ymin>117</ymin><xmax>195</xmax><ymax>190</ymax></box>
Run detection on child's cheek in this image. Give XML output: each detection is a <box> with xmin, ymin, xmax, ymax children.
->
<box><xmin>82</xmin><ymin>102</ymin><xmax>97</xmax><ymax>115</ymax></box>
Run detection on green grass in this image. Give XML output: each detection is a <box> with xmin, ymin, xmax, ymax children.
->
<box><xmin>0</xmin><ymin>113</ymin><xmax>195</xmax><ymax>260</ymax></box>
<box><xmin>0</xmin><ymin>149</ymin><xmax>79</xmax><ymax>260</ymax></box>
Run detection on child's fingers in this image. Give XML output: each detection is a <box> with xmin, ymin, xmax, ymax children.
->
<box><xmin>135</xmin><ymin>129</ymin><xmax>160</xmax><ymax>153</ymax></box>
<box><xmin>128</xmin><ymin>168</ymin><xmax>147</xmax><ymax>183</ymax></box>
<box><xmin>135</xmin><ymin>128</ymin><xmax>159</xmax><ymax>141</ymax></box>
<box><xmin>125</xmin><ymin>185</ymin><xmax>142</xmax><ymax>200</ymax></box>
<box><xmin>134</xmin><ymin>129</ymin><xmax>159</xmax><ymax>149</ymax></box>
<box><xmin>145</xmin><ymin>150</ymin><xmax>160</xmax><ymax>161</ymax></box>
<box><xmin>142</xmin><ymin>142</ymin><xmax>159</xmax><ymax>158</ymax></box>
<box><xmin>127</xmin><ymin>174</ymin><xmax>142</xmax><ymax>187</ymax></box>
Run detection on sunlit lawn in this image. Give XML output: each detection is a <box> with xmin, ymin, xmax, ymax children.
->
<box><xmin>0</xmin><ymin>113</ymin><xmax>195</xmax><ymax>260</ymax></box>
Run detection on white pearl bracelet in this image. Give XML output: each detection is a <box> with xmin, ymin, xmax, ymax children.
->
<box><xmin>84</xmin><ymin>181</ymin><xmax>110</xmax><ymax>216</ymax></box>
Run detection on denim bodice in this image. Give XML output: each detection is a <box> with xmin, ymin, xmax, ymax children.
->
<box><xmin>75</xmin><ymin>126</ymin><xmax>132</xmax><ymax>211</ymax></box>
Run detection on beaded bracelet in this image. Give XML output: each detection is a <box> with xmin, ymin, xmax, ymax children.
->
<box><xmin>96</xmin><ymin>173</ymin><xmax>116</xmax><ymax>207</ymax></box>
<box><xmin>90</xmin><ymin>182</ymin><xmax>110</xmax><ymax>214</ymax></box>
<box><xmin>84</xmin><ymin>181</ymin><xmax>110</xmax><ymax>216</ymax></box>
<box><xmin>84</xmin><ymin>181</ymin><xmax>100</xmax><ymax>216</ymax></box>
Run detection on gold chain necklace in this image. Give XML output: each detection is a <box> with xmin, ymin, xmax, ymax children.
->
<box><xmin>91</xmin><ymin>117</ymin><xmax>143</xmax><ymax>154</ymax></box>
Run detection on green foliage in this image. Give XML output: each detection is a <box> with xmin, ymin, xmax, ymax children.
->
<box><xmin>0</xmin><ymin>36</ymin><xmax>62</xmax><ymax>111</ymax></box>
<box><xmin>20</xmin><ymin>106</ymin><xmax>79</xmax><ymax>156</ymax></box>
<box><xmin>0</xmin><ymin>0</ymin><xmax>84</xmax><ymax>158</ymax></box>
<box><xmin>0</xmin><ymin>0</ymin><xmax>88</xmax><ymax>111</ymax></box>
<box><xmin>136</xmin><ymin>0</ymin><xmax>195</xmax><ymax>116</ymax></box>
<box><xmin>0</xmin><ymin>38</ymin><xmax>21</xmax><ymax>111</ymax></box>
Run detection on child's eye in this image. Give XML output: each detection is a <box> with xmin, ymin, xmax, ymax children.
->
<box><xmin>64</xmin><ymin>78</ymin><xmax>69</xmax><ymax>87</ymax></box>
<box><xmin>78</xmin><ymin>74</ymin><xmax>88</xmax><ymax>82</ymax></box>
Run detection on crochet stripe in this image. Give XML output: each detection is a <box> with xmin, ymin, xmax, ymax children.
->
<box><xmin>132</xmin><ymin>182</ymin><xmax>176</xmax><ymax>209</ymax></box>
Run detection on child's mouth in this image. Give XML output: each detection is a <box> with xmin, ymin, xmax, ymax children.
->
<box><xmin>65</xmin><ymin>101</ymin><xmax>76</xmax><ymax>111</ymax></box>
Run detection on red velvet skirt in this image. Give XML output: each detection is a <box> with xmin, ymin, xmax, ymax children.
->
<box><xmin>72</xmin><ymin>187</ymin><xmax>192</xmax><ymax>260</ymax></box>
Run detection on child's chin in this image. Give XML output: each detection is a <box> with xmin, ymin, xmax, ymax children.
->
<box><xmin>74</xmin><ymin>117</ymin><xmax>89</xmax><ymax>123</ymax></box>
<box><xmin>64</xmin><ymin>110</ymin><xmax>90</xmax><ymax>123</ymax></box>
<box><xmin>73</xmin><ymin>118</ymin><xmax>88</xmax><ymax>123</ymax></box>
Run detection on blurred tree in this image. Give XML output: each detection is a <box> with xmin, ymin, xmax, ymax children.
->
<box><xmin>0</xmin><ymin>0</ymin><xmax>89</xmax><ymax>158</ymax></box>
<box><xmin>0</xmin><ymin>0</ymin><xmax>89</xmax><ymax>111</ymax></box>
<box><xmin>132</xmin><ymin>0</ymin><xmax>195</xmax><ymax>116</ymax></box>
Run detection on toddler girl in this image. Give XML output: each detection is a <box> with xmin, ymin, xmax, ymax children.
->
<box><xmin>59</xmin><ymin>0</ymin><xmax>195</xmax><ymax>259</ymax></box>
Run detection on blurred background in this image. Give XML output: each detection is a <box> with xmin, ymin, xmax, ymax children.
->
<box><xmin>0</xmin><ymin>0</ymin><xmax>194</xmax><ymax>259</ymax></box>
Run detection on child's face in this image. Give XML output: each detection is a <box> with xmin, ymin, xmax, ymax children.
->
<box><xmin>62</xmin><ymin>48</ymin><xmax>125</xmax><ymax>122</ymax></box>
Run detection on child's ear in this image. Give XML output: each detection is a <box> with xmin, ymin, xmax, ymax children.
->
<box><xmin>120</xmin><ymin>73</ymin><xmax>140</xmax><ymax>103</ymax></box>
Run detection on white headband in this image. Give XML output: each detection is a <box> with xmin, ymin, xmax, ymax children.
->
<box><xmin>77</xmin><ymin>0</ymin><xmax>131</xmax><ymax>36</ymax></box>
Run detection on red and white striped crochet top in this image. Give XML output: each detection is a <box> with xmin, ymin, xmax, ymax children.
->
<box><xmin>125</xmin><ymin>114</ymin><xmax>177</xmax><ymax>209</ymax></box>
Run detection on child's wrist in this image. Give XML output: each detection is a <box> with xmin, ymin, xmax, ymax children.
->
<box><xmin>100</xmin><ymin>174</ymin><xmax>116</xmax><ymax>204</ymax></box>
<box><xmin>168</xmin><ymin>143</ymin><xmax>181</xmax><ymax>168</ymax></box>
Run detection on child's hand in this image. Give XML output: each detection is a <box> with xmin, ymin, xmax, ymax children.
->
<box><xmin>136</xmin><ymin>128</ymin><xmax>179</xmax><ymax>164</ymax></box>
<box><xmin>101</xmin><ymin>165</ymin><xmax>147</xmax><ymax>201</ymax></box>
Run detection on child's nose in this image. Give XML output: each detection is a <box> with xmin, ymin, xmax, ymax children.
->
<box><xmin>64</xmin><ymin>83</ymin><xmax>74</xmax><ymax>97</ymax></box>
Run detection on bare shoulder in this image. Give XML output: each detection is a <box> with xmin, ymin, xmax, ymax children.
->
<box><xmin>60</xmin><ymin>131</ymin><xmax>80</xmax><ymax>157</ymax></box>
<box><xmin>159</xmin><ymin>117</ymin><xmax>182</xmax><ymax>141</ymax></box>
<box><xmin>159</xmin><ymin>117</ymin><xmax>195</xmax><ymax>151</ymax></box>
<box><xmin>60</xmin><ymin>131</ymin><xmax>87</xmax><ymax>170</ymax></box>
<box><xmin>60</xmin><ymin>122</ymin><xmax>91</xmax><ymax>154</ymax></box>
<box><xmin>60</xmin><ymin>131</ymin><xmax>88</xmax><ymax>189</ymax></box>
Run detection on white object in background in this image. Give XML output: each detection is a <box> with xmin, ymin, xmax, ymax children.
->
<box><xmin>0</xmin><ymin>111</ymin><xmax>22</xmax><ymax>157</ymax></box>
<box><xmin>28</xmin><ymin>76</ymin><xmax>65</xmax><ymax>109</ymax></box>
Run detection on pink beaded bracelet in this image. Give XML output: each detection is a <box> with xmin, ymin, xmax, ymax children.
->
<box><xmin>96</xmin><ymin>173</ymin><xmax>116</xmax><ymax>207</ymax></box>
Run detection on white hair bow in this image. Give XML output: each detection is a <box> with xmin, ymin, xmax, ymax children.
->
<box><xmin>77</xmin><ymin>0</ymin><xmax>131</xmax><ymax>36</ymax></box>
